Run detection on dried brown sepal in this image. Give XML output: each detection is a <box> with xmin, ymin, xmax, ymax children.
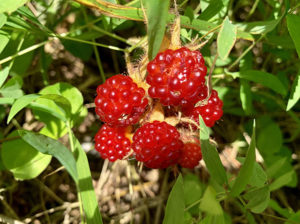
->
<box><xmin>169</xmin><ymin>16</ymin><xmax>182</xmax><ymax>50</ymax></box>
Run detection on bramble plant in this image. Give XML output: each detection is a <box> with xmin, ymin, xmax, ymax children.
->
<box><xmin>0</xmin><ymin>0</ymin><xmax>300</xmax><ymax>224</ymax></box>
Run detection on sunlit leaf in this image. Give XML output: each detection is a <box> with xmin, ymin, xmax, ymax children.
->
<box><xmin>19</xmin><ymin>130</ymin><xmax>78</xmax><ymax>183</ymax></box>
<box><xmin>217</xmin><ymin>17</ymin><xmax>237</xmax><ymax>60</ymax></box>
<box><xmin>1</xmin><ymin>131</ymin><xmax>52</xmax><ymax>180</ymax></box>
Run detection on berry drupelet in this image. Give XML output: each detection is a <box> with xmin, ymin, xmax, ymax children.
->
<box><xmin>146</xmin><ymin>47</ymin><xmax>207</xmax><ymax>106</ymax></box>
<box><xmin>95</xmin><ymin>124</ymin><xmax>131</xmax><ymax>162</ymax></box>
<box><xmin>95</xmin><ymin>75</ymin><xmax>148</xmax><ymax>127</ymax></box>
<box><xmin>132</xmin><ymin>121</ymin><xmax>183</xmax><ymax>169</ymax></box>
<box><xmin>179</xmin><ymin>142</ymin><xmax>202</xmax><ymax>169</ymax></box>
<box><xmin>189</xmin><ymin>89</ymin><xmax>223</xmax><ymax>127</ymax></box>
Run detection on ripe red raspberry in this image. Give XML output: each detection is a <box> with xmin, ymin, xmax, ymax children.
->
<box><xmin>146</xmin><ymin>47</ymin><xmax>207</xmax><ymax>106</ymax></box>
<box><xmin>95</xmin><ymin>75</ymin><xmax>148</xmax><ymax>127</ymax></box>
<box><xmin>189</xmin><ymin>90</ymin><xmax>223</xmax><ymax>127</ymax></box>
<box><xmin>179</xmin><ymin>142</ymin><xmax>202</xmax><ymax>169</ymax></box>
<box><xmin>132</xmin><ymin>121</ymin><xmax>183</xmax><ymax>169</ymax></box>
<box><xmin>95</xmin><ymin>124</ymin><xmax>131</xmax><ymax>162</ymax></box>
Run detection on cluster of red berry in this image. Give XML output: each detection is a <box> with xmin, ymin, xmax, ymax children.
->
<box><xmin>94</xmin><ymin>47</ymin><xmax>223</xmax><ymax>169</ymax></box>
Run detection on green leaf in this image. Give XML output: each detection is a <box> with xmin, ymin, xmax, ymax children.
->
<box><xmin>1</xmin><ymin>131</ymin><xmax>52</xmax><ymax>180</ymax></box>
<box><xmin>0</xmin><ymin>13</ymin><xmax>7</xmax><ymax>28</ymax></box>
<box><xmin>39</xmin><ymin>94</ymin><xmax>72</xmax><ymax>119</ymax></box>
<box><xmin>238</xmin><ymin>157</ymin><xmax>267</xmax><ymax>187</ymax></box>
<box><xmin>266</xmin><ymin>157</ymin><xmax>287</xmax><ymax>178</ymax></box>
<box><xmin>239</xmin><ymin>53</ymin><xmax>254</xmax><ymax>115</ymax></box>
<box><xmin>284</xmin><ymin>211</ymin><xmax>300</xmax><ymax>224</ymax></box>
<box><xmin>0</xmin><ymin>30</ymin><xmax>10</xmax><ymax>54</ymax></box>
<box><xmin>230</xmin><ymin>121</ymin><xmax>256</xmax><ymax>197</ymax></box>
<box><xmin>250</xmin><ymin>163</ymin><xmax>268</xmax><ymax>187</ymax></box>
<box><xmin>257</xmin><ymin>122</ymin><xmax>282</xmax><ymax>155</ymax></box>
<box><xmin>199</xmin><ymin>214</ymin><xmax>225</xmax><ymax>224</ymax></box>
<box><xmin>240</xmin><ymin>80</ymin><xmax>253</xmax><ymax>115</ymax></box>
<box><xmin>269</xmin><ymin>199</ymin><xmax>292</xmax><ymax>218</ymax></box>
<box><xmin>7</xmin><ymin>94</ymin><xmax>39</xmax><ymax>124</ymax></box>
<box><xmin>142</xmin><ymin>0</ymin><xmax>170</xmax><ymax>60</ymax></box>
<box><xmin>163</xmin><ymin>174</ymin><xmax>185</xmax><ymax>224</ymax></box>
<box><xmin>0</xmin><ymin>76</ymin><xmax>24</xmax><ymax>98</ymax></box>
<box><xmin>286</xmin><ymin>71</ymin><xmax>300</xmax><ymax>111</ymax></box>
<box><xmin>33</xmin><ymin>83</ymin><xmax>86</xmax><ymax>139</ymax></box>
<box><xmin>287</xmin><ymin>14</ymin><xmax>300</xmax><ymax>58</ymax></box>
<box><xmin>244</xmin><ymin>186</ymin><xmax>270</xmax><ymax>213</ymax></box>
<box><xmin>227</xmin><ymin>70</ymin><xmax>287</xmax><ymax>96</ymax></box>
<box><xmin>71</xmin><ymin>133</ymin><xmax>103</xmax><ymax>224</ymax></box>
<box><xmin>269</xmin><ymin>170</ymin><xmax>295</xmax><ymax>191</ymax></box>
<box><xmin>0</xmin><ymin>67</ymin><xmax>10</xmax><ymax>89</ymax></box>
<box><xmin>237</xmin><ymin>18</ymin><xmax>282</xmax><ymax>35</ymax></box>
<box><xmin>199</xmin><ymin>116</ymin><xmax>227</xmax><ymax>186</ymax></box>
<box><xmin>183</xmin><ymin>174</ymin><xmax>203</xmax><ymax>214</ymax></box>
<box><xmin>74</xmin><ymin>0</ymin><xmax>254</xmax><ymax>41</ymax></box>
<box><xmin>217</xmin><ymin>17</ymin><xmax>237</xmax><ymax>60</ymax></box>
<box><xmin>199</xmin><ymin>186</ymin><xmax>223</xmax><ymax>216</ymax></box>
<box><xmin>198</xmin><ymin>0</ymin><xmax>224</xmax><ymax>21</ymax></box>
<box><xmin>18</xmin><ymin>130</ymin><xmax>78</xmax><ymax>183</ymax></box>
<box><xmin>0</xmin><ymin>0</ymin><xmax>28</xmax><ymax>13</ymax></box>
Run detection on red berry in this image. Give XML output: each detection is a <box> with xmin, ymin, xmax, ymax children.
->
<box><xmin>179</xmin><ymin>142</ymin><xmax>202</xmax><ymax>169</ymax></box>
<box><xmin>189</xmin><ymin>90</ymin><xmax>223</xmax><ymax>127</ymax></box>
<box><xmin>95</xmin><ymin>124</ymin><xmax>131</xmax><ymax>162</ymax></box>
<box><xmin>95</xmin><ymin>75</ymin><xmax>148</xmax><ymax>127</ymax></box>
<box><xmin>132</xmin><ymin>121</ymin><xmax>183</xmax><ymax>169</ymax></box>
<box><xmin>146</xmin><ymin>47</ymin><xmax>207</xmax><ymax>106</ymax></box>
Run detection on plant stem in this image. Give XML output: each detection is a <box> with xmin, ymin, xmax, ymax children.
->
<box><xmin>0</xmin><ymin>40</ymin><xmax>47</xmax><ymax>65</ymax></box>
<box><xmin>228</xmin><ymin>35</ymin><xmax>264</xmax><ymax>71</ymax></box>
<box><xmin>57</xmin><ymin>35</ymin><xmax>126</xmax><ymax>52</ymax></box>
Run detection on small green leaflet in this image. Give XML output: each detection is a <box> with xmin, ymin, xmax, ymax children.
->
<box><xmin>217</xmin><ymin>17</ymin><xmax>237</xmax><ymax>60</ymax></box>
